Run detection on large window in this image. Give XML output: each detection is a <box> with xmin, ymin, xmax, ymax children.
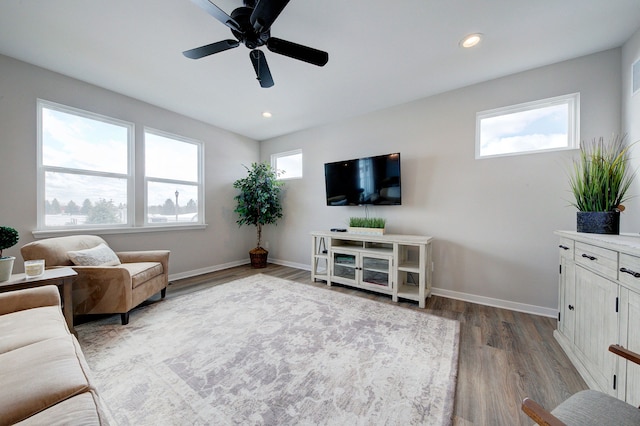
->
<box><xmin>476</xmin><ymin>93</ymin><xmax>580</xmax><ymax>159</ymax></box>
<box><xmin>38</xmin><ymin>100</ymin><xmax>133</xmax><ymax>229</ymax></box>
<box><xmin>271</xmin><ymin>149</ymin><xmax>302</xmax><ymax>180</ymax></box>
<box><xmin>145</xmin><ymin>129</ymin><xmax>203</xmax><ymax>224</ymax></box>
<box><xmin>37</xmin><ymin>100</ymin><xmax>204</xmax><ymax>231</ymax></box>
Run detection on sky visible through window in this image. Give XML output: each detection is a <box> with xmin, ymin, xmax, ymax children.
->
<box><xmin>145</xmin><ymin>131</ymin><xmax>199</xmax><ymax>211</ymax></box>
<box><xmin>479</xmin><ymin>103</ymin><xmax>569</xmax><ymax>157</ymax></box>
<box><xmin>274</xmin><ymin>151</ymin><xmax>302</xmax><ymax>179</ymax></box>
<box><xmin>42</xmin><ymin>107</ymin><xmax>129</xmax><ymax>205</ymax></box>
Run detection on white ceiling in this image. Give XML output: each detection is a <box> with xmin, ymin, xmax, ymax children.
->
<box><xmin>0</xmin><ymin>1</ymin><xmax>639</xmax><ymax>141</ymax></box>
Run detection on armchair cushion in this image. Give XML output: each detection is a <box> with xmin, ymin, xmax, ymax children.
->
<box><xmin>552</xmin><ymin>390</ymin><xmax>640</xmax><ymax>425</ymax></box>
<box><xmin>67</xmin><ymin>243</ymin><xmax>121</xmax><ymax>266</ymax></box>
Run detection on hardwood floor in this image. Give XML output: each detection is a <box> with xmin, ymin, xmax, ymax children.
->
<box><xmin>167</xmin><ymin>263</ymin><xmax>588</xmax><ymax>425</ymax></box>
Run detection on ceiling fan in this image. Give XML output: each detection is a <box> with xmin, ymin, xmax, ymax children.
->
<box><xmin>184</xmin><ymin>0</ymin><xmax>329</xmax><ymax>88</ymax></box>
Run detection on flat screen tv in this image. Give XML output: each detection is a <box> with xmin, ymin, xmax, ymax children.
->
<box><xmin>324</xmin><ymin>153</ymin><xmax>401</xmax><ymax>206</ymax></box>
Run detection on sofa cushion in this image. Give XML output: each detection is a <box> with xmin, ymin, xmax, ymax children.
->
<box><xmin>14</xmin><ymin>391</ymin><xmax>111</xmax><ymax>426</ymax></box>
<box><xmin>120</xmin><ymin>262</ymin><xmax>164</xmax><ymax>289</ymax></box>
<box><xmin>0</xmin><ymin>305</ymin><xmax>69</xmax><ymax>355</ymax></box>
<box><xmin>0</xmin><ymin>335</ymin><xmax>95</xmax><ymax>425</ymax></box>
<box><xmin>68</xmin><ymin>243</ymin><xmax>121</xmax><ymax>266</ymax></box>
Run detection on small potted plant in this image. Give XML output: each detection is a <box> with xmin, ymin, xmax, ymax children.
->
<box><xmin>233</xmin><ymin>162</ymin><xmax>284</xmax><ymax>268</ymax></box>
<box><xmin>0</xmin><ymin>226</ymin><xmax>19</xmax><ymax>282</ymax></box>
<box><xmin>568</xmin><ymin>135</ymin><xmax>636</xmax><ymax>234</ymax></box>
<box><xmin>348</xmin><ymin>217</ymin><xmax>386</xmax><ymax>235</ymax></box>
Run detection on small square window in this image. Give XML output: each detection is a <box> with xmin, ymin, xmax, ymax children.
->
<box><xmin>272</xmin><ymin>149</ymin><xmax>303</xmax><ymax>180</ymax></box>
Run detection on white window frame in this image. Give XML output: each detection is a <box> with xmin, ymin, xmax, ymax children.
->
<box><xmin>475</xmin><ymin>93</ymin><xmax>580</xmax><ymax>159</ymax></box>
<box><xmin>35</xmin><ymin>100</ymin><xmax>207</xmax><ymax>237</ymax></box>
<box><xmin>143</xmin><ymin>127</ymin><xmax>205</xmax><ymax>226</ymax></box>
<box><xmin>37</xmin><ymin>99</ymin><xmax>135</xmax><ymax>231</ymax></box>
<box><xmin>271</xmin><ymin>149</ymin><xmax>303</xmax><ymax>180</ymax></box>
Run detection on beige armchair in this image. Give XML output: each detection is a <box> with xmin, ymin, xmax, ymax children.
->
<box><xmin>21</xmin><ymin>235</ymin><xmax>169</xmax><ymax>325</ymax></box>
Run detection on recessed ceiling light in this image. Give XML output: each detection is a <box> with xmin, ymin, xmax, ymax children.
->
<box><xmin>262</xmin><ymin>111</ymin><xmax>272</xmax><ymax>118</ymax></box>
<box><xmin>460</xmin><ymin>33</ymin><xmax>483</xmax><ymax>48</ymax></box>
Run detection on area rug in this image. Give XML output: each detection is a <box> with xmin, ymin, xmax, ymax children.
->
<box><xmin>76</xmin><ymin>274</ymin><xmax>460</xmax><ymax>425</ymax></box>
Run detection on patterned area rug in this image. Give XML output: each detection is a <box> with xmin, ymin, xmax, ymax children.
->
<box><xmin>77</xmin><ymin>274</ymin><xmax>460</xmax><ymax>425</ymax></box>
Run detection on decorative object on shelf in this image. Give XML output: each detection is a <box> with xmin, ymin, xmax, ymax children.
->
<box><xmin>347</xmin><ymin>217</ymin><xmax>386</xmax><ymax>235</ymax></box>
<box><xmin>568</xmin><ymin>134</ymin><xmax>636</xmax><ymax>234</ymax></box>
<box><xmin>233</xmin><ymin>162</ymin><xmax>284</xmax><ymax>268</ymax></box>
<box><xmin>0</xmin><ymin>226</ymin><xmax>19</xmax><ymax>282</ymax></box>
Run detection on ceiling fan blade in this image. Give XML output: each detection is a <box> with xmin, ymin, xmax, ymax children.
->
<box><xmin>250</xmin><ymin>0</ymin><xmax>290</xmax><ymax>33</ymax></box>
<box><xmin>250</xmin><ymin>50</ymin><xmax>274</xmax><ymax>88</ymax></box>
<box><xmin>266</xmin><ymin>37</ymin><xmax>328</xmax><ymax>67</ymax></box>
<box><xmin>190</xmin><ymin>0</ymin><xmax>242</xmax><ymax>33</ymax></box>
<box><xmin>183</xmin><ymin>40</ymin><xmax>240</xmax><ymax>59</ymax></box>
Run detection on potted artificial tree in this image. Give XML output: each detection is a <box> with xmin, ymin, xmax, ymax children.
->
<box><xmin>233</xmin><ymin>162</ymin><xmax>284</xmax><ymax>268</ymax></box>
<box><xmin>568</xmin><ymin>135</ymin><xmax>636</xmax><ymax>234</ymax></box>
<box><xmin>0</xmin><ymin>226</ymin><xmax>19</xmax><ymax>282</ymax></box>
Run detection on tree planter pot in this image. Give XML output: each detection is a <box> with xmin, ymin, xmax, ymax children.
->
<box><xmin>0</xmin><ymin>256</ymin><xmax>15</xmax><ymax>282</ymax></box>
<box><xmin>577</xmin><ymin>211</ymin><xmax>620</xmax><ymax>235</ymax></box>
<box><xmin>249</xmin><ymin>247</ymin><xmax>269</xmax><ymax>269</ymax></box>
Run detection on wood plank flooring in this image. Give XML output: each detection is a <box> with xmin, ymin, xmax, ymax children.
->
<box><xmin>161</xmin><ymin>263</ymin><xmax>588</xmax><ymax>425</ymax></box>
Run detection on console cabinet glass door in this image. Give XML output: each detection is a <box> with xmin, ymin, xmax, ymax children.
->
<box><xmin>361</xmin><ymin>254</ymin><xmax>391</xmax><ymax>289</ymax></box>
<box><xmin>333</xmin><ymin>251</ymin><xmax>357</xmax><ymax>283</ymax></box>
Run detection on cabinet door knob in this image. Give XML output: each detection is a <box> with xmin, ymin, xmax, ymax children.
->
<box><xmin>568</xmin><ymin>305</ymin><xmax>575</xmax><ymax>311</ymax></box>
<box><xmin>581</xmin><ymin>253</ymin><xmax>597</xmax><ymax>261</ymax></box>
<box><xmin>559</xmin><ymin>245</ymin><xmax>570</xmax><ymax>250</ymax></box>
<box><xmin>620</xmin><ymin>267</ymin><xmax>640</xmax><ymax>278</ymax></box>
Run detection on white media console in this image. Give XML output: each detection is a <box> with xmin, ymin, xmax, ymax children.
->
<box><xmin>311</xmin><ymin>231</ymin><xmax>433</xmax><ymax>308</ymax></box>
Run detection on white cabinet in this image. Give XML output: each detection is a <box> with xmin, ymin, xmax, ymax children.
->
<box><xmin>331</xmin><ymin>248</ymin><xmax>393</xmax><ymax>293</ymax></box>
<box><xmin>555</xmin><ymin>231</ymin><xmax>640</xmax><ymax>402</ymax></box>
<box><xmin>572</xmin><ymin>264</ymin><xmax>618</xmax><ymax>394</ymax></box>
<box><xmin>558</xmin><ymin>238</ymin><xmax>575</xmax><ymax>342</ymax></box>
<box><xmin>311</xmin><ymin>232</ymin><xmax>433</xmax><ymax>308</ymax></box>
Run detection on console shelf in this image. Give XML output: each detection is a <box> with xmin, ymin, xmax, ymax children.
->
<box><xmin>311</xmin><ymin>231</ymin><xmax>433</xmax><ymax>308</ymax></box>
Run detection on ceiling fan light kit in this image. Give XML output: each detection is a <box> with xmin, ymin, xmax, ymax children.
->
<box><xmin>184</xmin><ymin>0</ymin><xmax>329</xmax><ymax>88</ymax></box>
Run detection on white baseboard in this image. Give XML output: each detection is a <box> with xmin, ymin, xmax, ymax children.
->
<box><xmin>172</xmin><ymin>258</ymin><xmax>557</xmax><ymax>318</ymax></box>
<box><xmin>269</xmin><ymin>258</ymin><xmax>311</xmax><ymax>271</ymax></box>
<box><xmin>168</xmin><ymin>259</ymin><xmax>248</xmax><ymax>282</ymax></box>
<box><xmin>430</xmin><ymin>287</ymin><xmax>557</xmax><ymax>318</ymax></box>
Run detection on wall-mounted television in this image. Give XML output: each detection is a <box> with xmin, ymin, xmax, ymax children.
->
<box><xmin>324</xmin><ymin>153</ymin><xmax>401</xmax><ymax>206</ymax></box>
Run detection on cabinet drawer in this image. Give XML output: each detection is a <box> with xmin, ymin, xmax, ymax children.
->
<box><xmin>575</xmin><ymin>242</ymin><xmax>618</xmax><ymax>279</ymax></box>
<box><xmin>558</xmin><ymin>238</ymin><xmax>574</xmax><ymax>259</ymax></box>
<box><xmin>619</xmin><ymin>253</ymin><xmax>640</xmax><ymax>288</ymax></box>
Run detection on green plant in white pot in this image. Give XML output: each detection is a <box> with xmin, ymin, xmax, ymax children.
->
<box><xmin>233</xmin><ymin>162</ymin><xmax>284</xmax><ymax>268</ymax></box>
<box><xmin>568</xmin><ymin>135</ymin><xmax>636</xmax><ymax>234</ymax></box>
<box><xmin>0</xmin><ymin>226</ymin><xmax>19</xmax><ymax>282</ymax></box>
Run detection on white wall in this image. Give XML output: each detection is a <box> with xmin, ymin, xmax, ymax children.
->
<box><xmin>0</xmin><ymin>54</ymin><xmax>258</xmax><ymax>277</ymax></box>
<box><xmin>622</xmin><ymin>28</ymin><xmax>640</xmax><ymax>229</ymax></box>
<box><xmin>260</xmin><ymin>49</ymin><xmax>623</xmax><ymax>314</ymax></box>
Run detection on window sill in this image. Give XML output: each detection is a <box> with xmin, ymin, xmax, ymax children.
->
<box><xmin>32</xmin><ymin>224</ymin><xmax>207</xmax><ymax>239</ymax></box>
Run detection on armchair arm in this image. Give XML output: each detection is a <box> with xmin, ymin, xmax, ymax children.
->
<box><xmin>116</xmin><ymin>250</ymin><xmax>170</xmax><ymax>273</ymax></box>
<box><xmin>609</xmin><ymin>344</ymin><xmax>640</xmax><ymax>365</ymax></box>
<box><xmin>0</xmin><ymin>285</ymin><xmax>61</xmax><ymax>316</ymax></box>
<box><xmin>521</xmin><ymin>398</ymin><xmax>566</xmax><ymax>426</ymax></box>
<box><xmin>116</xmin><ymin>250</ymin><xmax>169</xmax><ymax>263</ymax></box>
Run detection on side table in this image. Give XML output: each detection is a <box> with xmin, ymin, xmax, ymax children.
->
<box><xmin>0</xmin><ymin>267</ymin><xmax>77</xmax><ymax>334</ymax></box>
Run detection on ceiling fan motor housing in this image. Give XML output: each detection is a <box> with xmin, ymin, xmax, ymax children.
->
<box><xmin>230</xmin><ymin>7</ymin><xmax>269</xmax><ymax>49</ymax></box>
